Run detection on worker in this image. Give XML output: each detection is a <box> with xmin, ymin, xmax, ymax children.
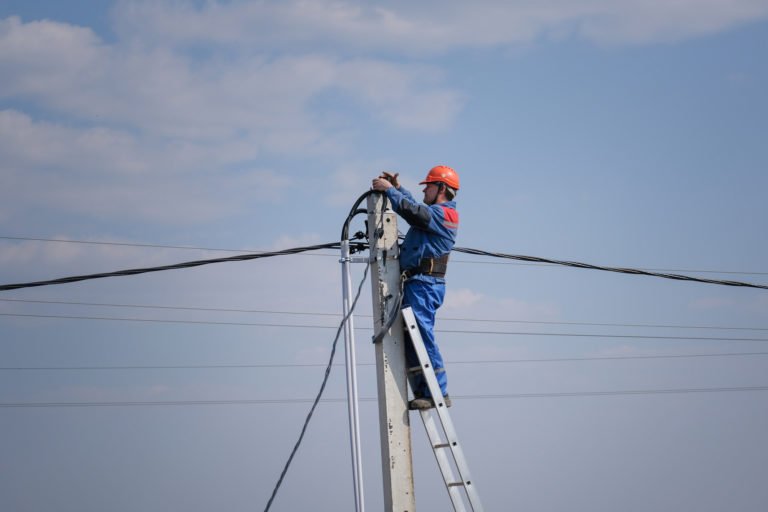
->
<box><xmin>371</xmin><ymin>165</ymin><xmax>460</xmax><ymax>410</ymax></box>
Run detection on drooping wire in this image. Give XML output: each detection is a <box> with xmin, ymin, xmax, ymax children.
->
<box><xmin>5</xmin><ymin>235</ymin><xmax>766</xmax><ymax>276</ymax></box>
<box><xmin>2</xmin><ymin>241</ymin><xmax>767</xmax><ymax>292</ymax></box>
<box><xmin>0</xmin><ymin>242</ymin><xmax>342</xmax><ymax>291</ymax></box>
<box><xmin>452</xmin><ymin>247</ymin><xmax>768</xmax><ymax>290</ymax></box>
<box><xmin>264</xmin><ymin>190</ymin><xmax>376</xmax><ymax>511</ymax></box>
<box><xmin>263</xmin><ymin>263</ymin><xmax>369</xmax><ymax>512</ymax></box>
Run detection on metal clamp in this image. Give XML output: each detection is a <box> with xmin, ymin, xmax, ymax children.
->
<box><xmin>340</xmin><ymin>256</ymin><xmax>373</xmax><ymax>264</ymax></box>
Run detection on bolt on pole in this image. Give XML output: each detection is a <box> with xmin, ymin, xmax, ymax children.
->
<box><xmin>367</xmin><ymin>193</ymin><xmax>416</xmax><ymax>512</ymax></box>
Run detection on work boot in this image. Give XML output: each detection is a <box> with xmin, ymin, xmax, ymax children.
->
<box><xmin>408</xmin><ymin>394</ymin><xmax>451</xmax><ymax>410</ymax></box>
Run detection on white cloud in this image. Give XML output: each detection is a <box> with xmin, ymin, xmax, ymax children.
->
<box><xmin>2</xmin><ymin>1</ymin><xmax>766</xmax><ymax>228</ymax></box>
<box><xmin>444</xmin><ymin>288</ymin><xmax>485</xmax><ymax>310</ymax></box>
<box><xmin>0</xmin><ymin>16</ymin><xmax>107</xmax><ymax>97</ymax></box>
<box><xmin>574</xmin><ymin>0</ymin><xmax>768</xmax><ymax>44</ymax></box>
<box><xmin>0</xmin><ymin>15</ymin><xmax>463</xmax><ymax>141</ymax></box>
<box><xmin>324</xmin><ymin>159</ymin><xmax>399</xmax><ymax>206</ymax></box>
<box><xmin>0</xmin><ymin>111</ymin><xmax>293</xmax><ymax>223</ymax></box>
<box><xmin>333</xmin><ymin>59</ymin><xmax>462</xmax><ymax>130</ymax></box>
<box><xmin>112</xmin><ymin>0</ymin><xmax>768</xmax><ymax>50</ymax></box>
<box><xmin>0</xmin><ymin>15</ymin><xmax>462</xmax><ymax>229</ymax></box>
<box><xmin>0</xmin><ymin>109</ymin><xmax>150</xmax><ymax>173</ymax></box>
<box><xmin>442</xmin><ymin>287</ymin><xmax>560</xmax><ymax>322</ymax></box>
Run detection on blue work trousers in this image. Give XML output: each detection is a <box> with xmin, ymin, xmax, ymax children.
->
<box><xmin>402</xmin><ymin>279</ymin><xmax>448</xmax><ymax>397</ymax></box>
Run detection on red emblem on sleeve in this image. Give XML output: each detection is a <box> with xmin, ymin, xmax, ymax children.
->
<box><xmin>440</xmin><ymin>206</ymin><xmax>459</xmax><ymax>229</ymax></box>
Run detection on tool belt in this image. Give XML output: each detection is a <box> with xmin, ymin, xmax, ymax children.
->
<box><xmin>403</xmin><ymin>253</ymin><xmax>450</xmax><ymax>279</ymax></box>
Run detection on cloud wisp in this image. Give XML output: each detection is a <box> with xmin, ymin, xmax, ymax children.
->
<box><xmin>113</xmin><ymin>0</ymin><xmax>768</xmax><ymax>51</ymax></box>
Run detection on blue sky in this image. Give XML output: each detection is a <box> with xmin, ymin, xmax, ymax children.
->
<box><xmin>1</xmin><ymin>1</ymin><xmax>767</xmax><ymax>511</ymax></box>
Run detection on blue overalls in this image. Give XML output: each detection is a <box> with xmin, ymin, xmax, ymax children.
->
<box><xmin>384</xmin><ymin>185</ymin><xmax>458</xmax><ymax>398</ymax></box>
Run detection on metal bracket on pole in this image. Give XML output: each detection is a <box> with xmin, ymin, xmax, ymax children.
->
<box><xmin>340</xmin><ymin>255</ymin><xmax>374</xmax><ymax>264</ymax></box>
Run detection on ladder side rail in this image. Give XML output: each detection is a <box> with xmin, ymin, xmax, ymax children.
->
<box><xmin>419</xmin><ymin>409</ymin><xmax>468</xmax><ymax>512</ymax></box>
<box><xmin>432</xmin><ymin>414</ymin><xmax>483</xmax><ymax>512</ymax></box>
<box><xmin>401</xmin><ymin>307</ymin><xmax>484</xmax><ymax>512</ymax></box>
<box><xmin>424</xmin><ymin>395</ymin><xmax>483</xmax><ymax>512</ymax></box>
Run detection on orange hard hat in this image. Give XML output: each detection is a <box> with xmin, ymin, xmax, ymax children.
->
<box><xmin>419</xmin><ymin>165</ymin><xmax>459</xmax><ymax>190</ymax></box>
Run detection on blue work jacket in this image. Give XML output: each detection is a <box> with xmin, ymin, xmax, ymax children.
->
<box><xmin>384</xmin><ymin>185</ymin><xmax>459</xmax><ymax>284</ymax></box>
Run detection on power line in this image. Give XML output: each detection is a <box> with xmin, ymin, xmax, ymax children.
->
<box><xmin>0</xmin><ymin>235</ymin><xmax>336</xmax><ymax>256</ymax></box>
<box><xmin>458</xmin><ymin>386</ymin><xmax>768</xmax><ymax>400</ymax></box>
<box><xmin>3</xmin><ymin>241</ymin><xmax>768</xmax><ymax>291</ymax></box>
<box><xmin>452</xmin><ymin>259</ymin><xmax>768</xmax><ymax>276</ymax></box>
<box><xmin>4</xmin><ymin>312</ymin><xmax>768</xmax><ymax>342</ymax></box>
<box><xmin>0</xmin><ymin>312</ymin><xmax>339</xmax><ymax>328</ymax></box>
<box><xmin>0</xmin><ymin>241</ymin><xmax>345</xmax><ymax>291</ymax></box>
<box><xmin>2</xmin><ymin>351</ymin><xmax>767</xmax><ymax>372</ymax></box>
<box><xmin>4</xmin><ymin>235</ymin><xmax>766</xmax><ymax>276</ymax></box>
<box><xmin>452</xmin><ymin>247</ymin><xmax>768</xmax><ymax>290</ymax></box>
<box><xmin>0</xmin><ymin>298</ymin><xmax>338</xmax><ymax>317</ymax></box>
<box><xmin>441</xmin><ymin>316</ymin><xmax>768</xmax><ymax>332</ymax></box>
<box><xmin>6</xmin><ymin>297</ymin><xmax>767</xmax><ymax>332</ymax></box>
<box><xmin>4</xmin><ymin>298</ymin><xmax>767</xmax><ymax>331</ymax></box>
<box><xmin>2</xmin><ymin>385</ymin><xmax>767</xmax><ymax>408</ymax></box>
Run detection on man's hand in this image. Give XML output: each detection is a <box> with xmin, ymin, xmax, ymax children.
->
<box><xmin>379</xmin><ymin>171</ymin><xmax>400</xmax><ymax>189</ymax></box>
<box><xmin>371</xmin><ymin>177</ymin><xmax>392</xmax><ymax>191</ymax></box>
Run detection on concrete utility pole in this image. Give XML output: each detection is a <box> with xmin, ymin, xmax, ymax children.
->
<box><xmin>366</xmin><ymin>193</ymin><xmax>416</xmax><ymax>512</ymax></box>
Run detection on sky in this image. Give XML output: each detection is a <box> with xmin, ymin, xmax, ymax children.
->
<box><xmin>1</xmin><ymin>1</ymin><xmax>767</xmax><ymax>511</ymax></box>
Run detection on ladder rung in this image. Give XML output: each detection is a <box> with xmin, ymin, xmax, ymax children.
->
<box><xmin>401</xmin><ymin>306</ymin><xmax>484</xmax><ymax>511</ymax></box>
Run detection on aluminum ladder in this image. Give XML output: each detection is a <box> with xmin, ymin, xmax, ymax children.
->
<box><xmin>401</xmin><ymin>306</ymin><xmax>484</xmax><ymax>512</ymax></box>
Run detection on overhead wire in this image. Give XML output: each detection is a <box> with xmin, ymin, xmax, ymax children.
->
<box><xmin>3</xmin><ymin>235</ymin><xmax>766</xmax><ymax>276</ymax></box>
<box><xmin>3</xmin><ymin>350</ymin><xmax>768</xmax><ymax>372</ymax></box>
<box><xmin>3</xmin><ymin>297</ymin><xmax>767</xmax><ymax>331</ymax></box>
<box><xmin>2</xmin><ymin>194</ymin><xmax>767</xmax><ymax>508</ymax></box>
<box><xmin>3</xmin><ymin>312</ymin><xmax>768</xmax><ymax>342</ymax></box>
<box><xmin>2</xmin><ymin>240</ymin><xmax>768</xmax><ymax>291</ymax></box>
<box><xmin>0</xmin><ymin>241</ymin><xmax>347</xmax><ymax>291</ymax></box>
<box><xmin>2</xmin><ymin>385</ymin><xmax>767</xmax><ymax>408</ymax></box>
<box><xmin>452</xmin><ymin>246</ymin><xmax>768</xmax><ymax>290</ymax></box>
<box><xmin>0</xmin><ymin>235</ymin><xmax>335</xmax><ymax>257</ymax></box>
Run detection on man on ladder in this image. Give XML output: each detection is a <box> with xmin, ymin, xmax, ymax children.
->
<box><xmin>371</xmin><ymin>165</ymin><xmax>460</xmax><ymax>410</ymax></box>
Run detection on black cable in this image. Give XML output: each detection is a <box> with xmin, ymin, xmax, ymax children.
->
<box><xmin>264</xmin><ymin>191</ymin><xmax>378</xmax><ymax>512</ymax></box>
<box><xmin>341</xmin><ymin>192</ymin><xmax>374</xmax><ymax>241</ymax></box>
<box><xmin>2</xmin><ymin>240</ymin><xmax>767</xmax><ymax>291</ymax></box>
<box><xmin>452</xmin><ymin>247</ymin><xmax>768</xmax><ymax>290</ymax></box>
<box><xmin>450</xmin><ymin>258</ymin><xmax>768</xmax><ymax>276</ymax></box>
<box><xmin>263</xmin><ymin>262</ymin><xmax>369</xmax><ymax>512</ymax></box>
<box><xmin>371</xmin><ymin>272</ymin><xmax>405</xmax><ymax>344</ymax></box>
<box><xmin>0</xmin><ymin>242</ymin><xmax>342</xmax><ymax>291</ymax></box>
<box><xmin>5</xmin><ymin>235</ymin><xmax>766</xmax><ymax>276</ymax></box>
